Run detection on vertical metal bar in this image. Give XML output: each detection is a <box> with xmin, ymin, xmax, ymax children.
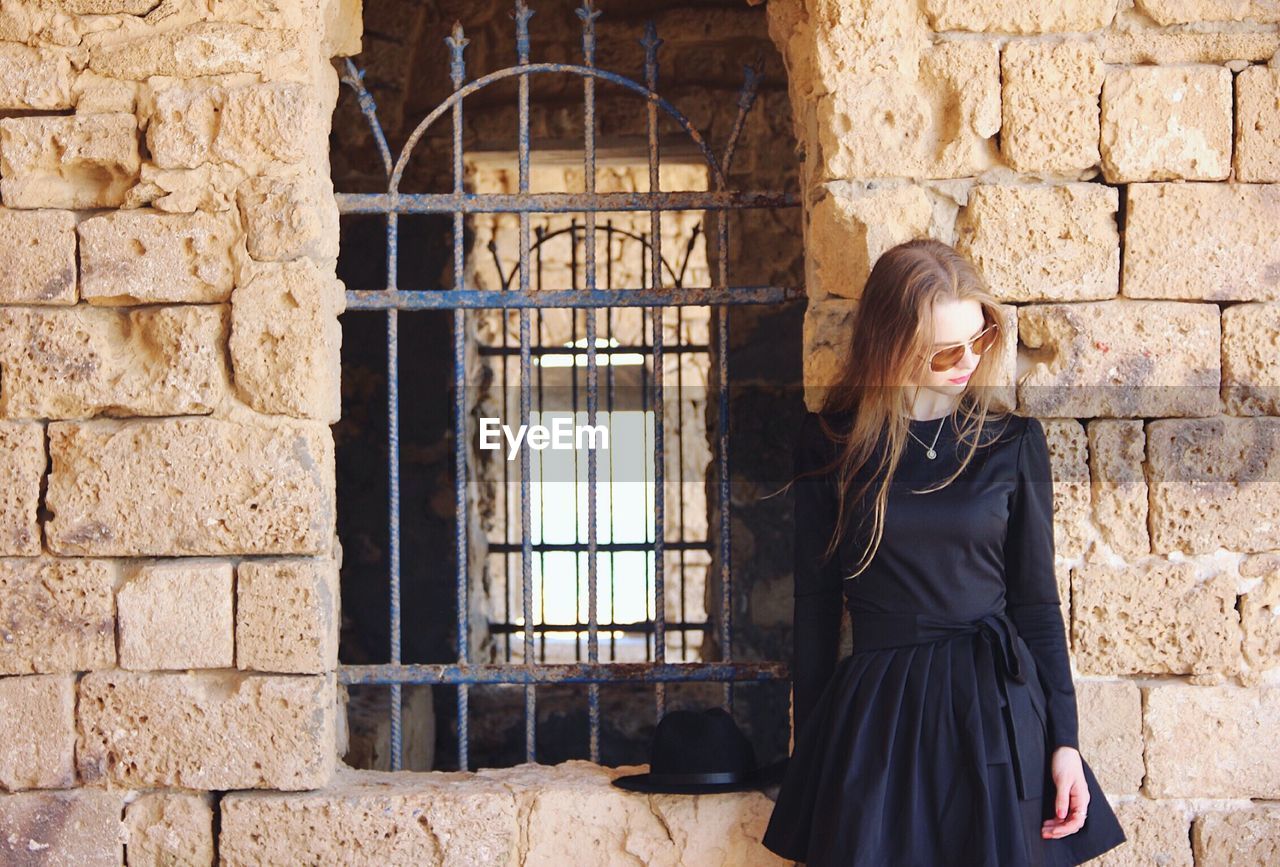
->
<box><xmin>514</xmin><ymin>0</ymin><xmax>537</xmax><ymax>764</ymax></box>
<box><xmin>605</xmin><ymin>220</ymin><xmax>619</xmax><ymax>665</ymax></box>
<box><xmin>447</xmin><ymin>21</ymin><xmax>471</xmax><ymax>772</ymax></box>
<box><xmin>577</xmin><ymin>0</ymin><xmax>602</xmax><ymax>764</ymax></box>
<box><xmin>387</xmin><ymin>177</ymin><xmax>403</xmax><ymax>772</ymax></box>
<box><xmin>641</xmin><ymin>20</ymin><xmax>666</xmax><ymax>719</ymax></box>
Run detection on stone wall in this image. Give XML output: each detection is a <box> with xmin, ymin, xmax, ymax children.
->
<box><xmin>767</xmin><ymin>0</ymin><xmax>1280</xmax><ymax>861</ymax></box>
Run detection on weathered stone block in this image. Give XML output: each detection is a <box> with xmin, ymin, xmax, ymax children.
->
<box><xmin>77</xmin><ymin>671</ymin><xmax>336</xmax><ymax>790</ymax></box>
<box><xmin>1086</xmin><ymin>420</ymin><xmax>1148</xmax><ymax>558</ymax></box>
<box><xmin>1100</xmin><ymin>65</ymin><xmax>1232</xmax><ymax>182</ymax></box>
<box><xmin>0</xmin><ymin>789</ymin><xmax>125</xmax><ymax>866</ymax></box>
<box><xmin>0</xmin><ymin>113</ymin><xmax>140</xmax><ymax>208</ymax></box>
<box><xmin>1235</xmin><ymin>66</ymin><xmax>1280</xmax><ymax>182</ymax></box>
<box><xmin>89</xmin><ymin>21</ymin><xmax>305</xmax><ymax>80</ymax></box>
<box><xmin>123</xmin><ymin>792</ymin><xmax>215</xmax><ymax>867</ymax></box>
<box><xmin>0</xmin><ymin>422</ymin><xmax>43</xmax><ymax>556</ymax></box>
<box><xmin>0</xmin><ymin>43</ymin><xmax>71</xmax><ymax>109</ymax></box>
<box><xmin>237</xmin><ymin>174</ymin><xmax>340</xmax><ymax>263</ymax></box>
<box><xmin>0</xmin><ymin>207</ymin><xmax>76</xmax><ymax>304</ymax></box>
<box><xmin>1103</xmin><ymin>29</ymin><xmax>1280</xmax><ymax>64</ymax></box>
<box><xmin>1072</xmin><ymin>560</ymin><xmax>1241</xmax><ymax>678</ymax></box>
<box><xmin>78</xmin><ymin>208</ymin><xmax>238</xmax><ymax>305</ymax></box>
<box><xmin>46</xmin><ymin>417</ymin><xmax>335</xmax><ymax>557</ymax></box>
<box><xmin>147</xmin><ymin>80</ymin><xmax>322</xmax><ymax>173</ymax></box>
<box><xmin>1017</xmin><ymin>300</ymin><xmax>1220</xmax><ymax>418</ymax></box>
<box><xmin>0</xmin><ymin>675</ymin><xmax>76</xmax><ymax>791</ymax></box>
<box><xmin>231</xmin><ymin>258</ymin><xmax>344</xmax><ymax>422</ymax></box>
<box><xmin>1147</xmin><ymin>417</ymin><xmax>1280</xmax><ymax>555</ymax></box>
<box><xmin>807</xmin><ymin>182</ymin><xmax>934</xmax><ymax>301</ymax></box>
<box><xmin>1193</xmin><ymin>807</ymin><xmax>1280</xmax><ymax>865</ymax></box>
<box><xmin>1136</xmin><ymin>0</ymin><xmax>1280</xmax><ymax>25</ymax></box>
<box><xmin>1222</xmin><ymin>302</ymin><xmax>1280</xmax><ymax>416</ymax></box>
<box><xmin>923</xmin><ymin>0</ymin><xmax>1118</xmax><ymax>32</ymax></box>
<box><xmin>0</xmin><ymin>305</ymin><xmax>230</xmax><ymax>419</ymax></box>
<box><xmin>818</xmin><ymin>41</ymin><xmax>1000</xmax><ymax>180</ymax></box>
<box><xmin>1240</xmin><ymin>553</ymin><xmax>1280</xmax><ymax>686</ymax></box>
<box><xmin>1123</xmin><ymin>183</ymin><xmax>1280</xmax><ymax>301</ymax></box>
<box><xmin>237</xmin><ymin>557</ymin><xmax>339</xmax><ymax>674</ymax></box>
<box><xmin>1144</xmin><ymin>683</ymin><xmax>1280</xmax><ymax>797</ymax></box>
<box><xmin>72</xmin><ymin>70</ymin><xmax>138</xmax><ymax>115</ymax></box>
<box><xmin>0</xmin><ymin>558</ymin><xmax>115</xmax><ymax>674</ymax></box>
<box><xmin>955</xmin><ymin>184</ymin><xmax>1118</xmax><ymax>302</ymax></box>
<box><xmin>118</xmin><ymin>560</ymin><xmax>234</xmax><ymax>671</ymax></box>
<box><xmin>999</xmin><ymin>40</ymin><xmax>1104</xmax><ymax>175</ymax></box>
<box><xmin>1100</xmin><ymin>797</ymin><xmax>1191</xmax><ymax>866</ymax></box>
<box><xmin>1043</xmin><ymin>419</ymin><xmax>1090</xmax><ymax>561</ymax></box>
<box><xmin>1075</xmin><ymin>680</ymin><xmax>1143</xmax><ymax>794</ymax></box>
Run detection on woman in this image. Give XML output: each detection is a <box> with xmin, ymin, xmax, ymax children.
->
<box><xmin>761</xmin><ymin>239</ymin><xmax>1126</xmax><ymax>866</ymax></box>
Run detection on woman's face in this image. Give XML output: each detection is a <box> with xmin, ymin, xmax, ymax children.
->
<box><xmin>911</xmin><ymin>297</ymin><xmax>988</xmax><ymax>395</ymax></box>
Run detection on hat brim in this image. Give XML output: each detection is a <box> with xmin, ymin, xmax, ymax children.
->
<box><xmin>610</xmin><ymin>756</ymin><xmax>789</xmax><ymax>795</ymax></box>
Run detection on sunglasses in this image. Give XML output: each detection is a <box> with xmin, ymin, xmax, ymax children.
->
<box><xmin>922</xmin><ymin>321</ymin><xmax>1000</xmax><ymax>372</ymax></box>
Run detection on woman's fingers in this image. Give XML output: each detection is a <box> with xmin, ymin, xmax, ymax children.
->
<box><xmin>1041</xmin><ymin>775</ymin><xmax>1089</xmax><ymax>838</ymax></box>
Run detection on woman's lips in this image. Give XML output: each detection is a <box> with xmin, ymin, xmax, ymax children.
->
<box><xmin>948</xmin><ymin>374</ymin><xmax>970</xmax><ymax>383</ymax></box>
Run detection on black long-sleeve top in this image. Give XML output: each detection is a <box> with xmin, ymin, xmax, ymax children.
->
<box><xmin>789</xmin><ymin>409</ymin><xmax>1080</xmax><ymax>752</ymax></box>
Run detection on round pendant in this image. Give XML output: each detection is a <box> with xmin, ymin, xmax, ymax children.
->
<box><xmin>926</xmin><ymin>448</ymin><xmax>937</xmax><ymax>459</ymax></box>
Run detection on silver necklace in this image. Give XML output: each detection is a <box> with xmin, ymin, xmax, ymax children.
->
<box><xmin>906</xmin><ymin>416</ymin><xmax>947</xmax><ymax>459</ymax></box>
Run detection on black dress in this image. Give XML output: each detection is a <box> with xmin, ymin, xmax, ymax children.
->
<box><xmin>762</xmin><ymin>409</ymin><xmax>1126</xmax><ymax>866</ymax></box>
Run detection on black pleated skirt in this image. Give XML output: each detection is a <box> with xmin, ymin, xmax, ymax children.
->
<box><xmin>761</xmin><ymin>635</ymin><xmax>1127</xmax><ymax>866</ymax></box>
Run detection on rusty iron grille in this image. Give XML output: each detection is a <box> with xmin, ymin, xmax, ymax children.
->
<box><xmin>335</xmin><ymin>0</ymin><xmax>802</xmax><ymax>771</ymax></box>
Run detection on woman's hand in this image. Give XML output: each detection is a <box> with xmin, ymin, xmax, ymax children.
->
<box><xmin>1041</xmin><ymin>746</ymin><xmax>1089</xmax><ymax>839</ymax></box>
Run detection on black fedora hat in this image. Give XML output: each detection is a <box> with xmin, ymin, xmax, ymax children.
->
<box><xmin>611</xmin><ymin>706</ymin><xmax>789</xmax><ymax>794</ymax></box>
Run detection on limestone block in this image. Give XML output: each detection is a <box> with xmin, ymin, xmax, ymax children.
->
<box><xmin>231</xmin><ymin>258</ymin><xmax>344</xmax><ymax>422</ymax></box>
<box><xmin>0</xmin><ymin>207</ymin><xmax>75</xmax><ymax>304</ymax></box>
<box><xmin>0</xmin><ymin>675</ymin><xmax>75</xmax><ymax>790</ymax></box>
<box><xmin>1147</xmin><ymin>417</ymin><xmax>1280</xmax><ymax>554</ymax></box>
<box><xmin>77</xmin><ymin>208</ymin><xmax>238</xmax><ymax>305</ymax></box>
<box><xmin>999</xmin><ymin>40</ymin><xmax>1104</xmax><ymax>175</ymax></box>
<box><xmin>0</xmin><ymin>422</ymin><xmax>42</xmax><ymax>556</ymax></box>
<box><xmin>221</xmin><ymin>767</ymin><xmax>519</xmax><ymax>864</ymax></box>
<box><xmin>1072</xmin><ymin>560</ymin><xmax>1242</xmax><ymax>678</ymax></box>
<box><xmin>0</xmin><ymin>789</ymin><xmax>125</xmax><ymax>866</ymax></box>
<box><xmin>0</xmin><ymin>43</ymin><xmax>71</xmax><ymax>110</ymax></box>
<box><xmin>60</xmin><ymin>0</ymin><xmax>154</xmax><ymax>12</ymax></box>
<box><xmin>1223</xmin><ymin>302</ymin><xmax>1280</xmax><ymax>415</ymax></box>
<box><xmin>237</xmin><ymin>557</ymin><xmax>339</xmax><ymax>674</ymax></box>
<box><xmin>1193</xmin><ymin>807</ymin><xmax>1280</xmax><ymax>865</ymax></box>
<box><xmin>1239</xmin><ymin>553</ymin><xmax>1280</xmax><ymax>685</ymax></box>
<box><xmin>1098</xmin><ymin>797</ymin><xmax>1191</xmax><ymax>866</ymax></box>
<box><xmin>1102</xmin><ymin>29</ymin><xmax>1280</xmax><ymax>64</ymax></box>
<box><xmin>123</xmin><ymin>792</ymin><xmax>215</xmax><ymax>867</ymax></box>
<box><xmin>236</xmin><ymin>175</ymin><xmax>340</xmax><ymax>263</ymax></box>
<box><xmin>922</xmin><ymin>0</ymin><xmax>1118</xmax><ymax>32</ymax></box>
<box><xmin>1075</xmin><ymin>680</ymin><xmax>1143</xmax><ymax>794</ymax></box>
<box><xmin>1124</xmin><ymin>183</ymin><xmax>1280</xmax><ymax>301</ymax></box>
<box><xmin>954</xmin><ymin>184</ymin><xmax>1118</xmax><ymax>302</ymax></box>
<box><xmin>147</xmin><ymin>80</ymin><xmax>322</xmax><ymax>173</ymax></box>
<box><xmin>1017</xmin><ymin>300</ymin><xmax>1220</xmax><ymax>418</ymax></box>
<box><xmin>801</xmin><ymin>298</ymin><xmax>855</xmax><ymax>411</ymax></box>
<box><xmin>72</xmin><ymin>70</ymin><xmax>138</xmax><ymax>114</ymax></box>
<box><xmin>1086</xmin><ymin>420</ymin><xmax>1149</xmax><ymax>558</ymax></box>
<box><xmin>126</xmin><ymin>162</ymin><xmax>254</xmax><ymax>213</ymax></box>
<box><xmin>77</xmin><ymin>671</ymin><xmax>336</xmax><ymax>790</ymax></box>
<box><xmin>1100</xmin><ymin>65</ymin><xmax>1232</xmax><ymax>183</ymax></box>
<box><xmin>1235</xmin><ymin>66</ymin><xmax>1280</xmax><ymax>182</ymax></box>
<box><xmin>1043</xmin><ymin>419</ymin><xmax>1089</xmax><ymax>561</ymax></box>
<box><xmin>807</xmin><ymin>183</ymin><xmax>934</xmax><ymax>300</ymax></box>
<box><xmin>0</xmin><ymin>558</ymin><xmax>115</xmax><ymax>675</ymax></box>
<box><xmin>1144</xmin><ymin>683</ymin><xmax>1280</xmax><ymax>797</ymax></box>
<box><xmin>89</xmin><ymin>21</ymin><xmax>305</xmax><ymax>80</ymax></box>
<box><xmin>45</xmin><ymin>417</ymin><xmax>335</xmax><ymax>557</ymax></box>
<box><xmin>0</xmin><ymin>305</ymin><xmax>230</xmax><ymax>419</ymax></box>
<box><xmin>117</xmin><ymin>560</ymin><xmax>234</xmax><ymax>671</ymax></box>
<box><xmin>818</xmin><ymin>40</ymin><xmax>1000</xmax><ymax>180</ymax></box>
<box><xmin>0</xmin><ymin>113</ymin><xmax>140</xmax><ymax>208</ymax></box>
<box><xmin>1136</xmin><ymin>0</ymin><xmax>1280</xmax><ymax>24</ymax></box>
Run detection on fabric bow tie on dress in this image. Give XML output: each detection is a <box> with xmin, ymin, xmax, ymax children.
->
<box><xmin>849</xmin><ymin>607</ymin><xmax>1048</xmax><ymax>801</ymax></box>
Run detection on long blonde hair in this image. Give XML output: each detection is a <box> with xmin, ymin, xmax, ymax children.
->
<box><xmin>797</xmin><ymin>238</ymin><xmax>1016</xmax><ymax>581</ymax></box>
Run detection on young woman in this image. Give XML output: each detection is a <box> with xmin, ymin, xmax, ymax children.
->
<box><xmin>761</xmin><ymin>239</ymin><xmax>1126</xmax><ymax>866</ymax></box>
